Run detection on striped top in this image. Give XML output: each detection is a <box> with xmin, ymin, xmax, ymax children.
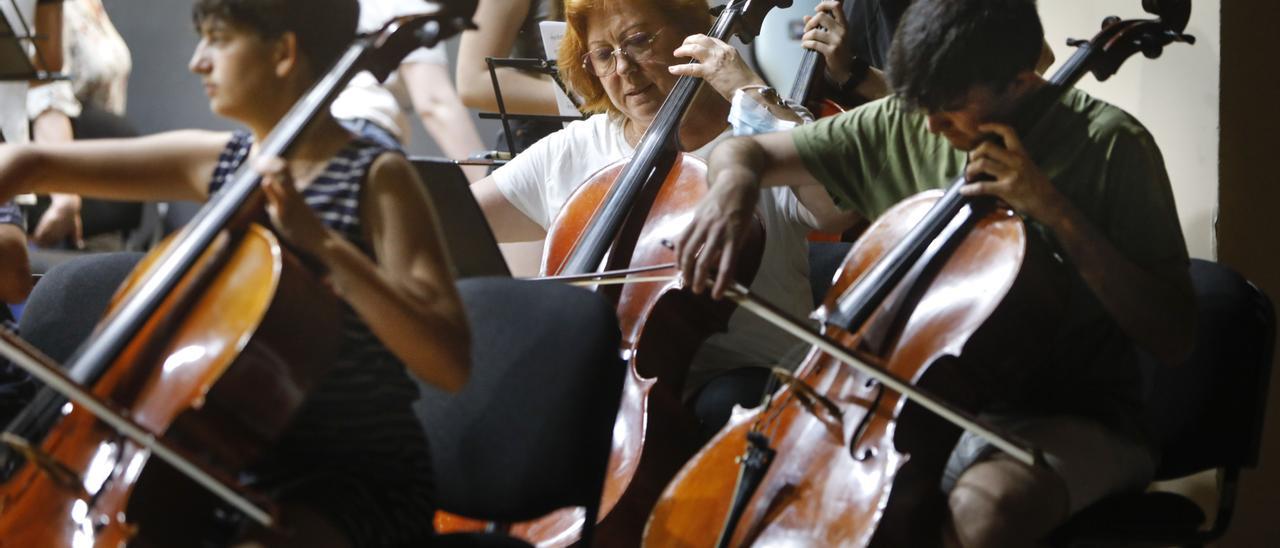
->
<box><xmin>0</xmin><ymin>200</ymin><xmax>22</xmax><ymax>229</ymax></box>
<box><xmin>209</xmin><ymin>131</ymin><xmax>435</xmax><ymax>546</ymax></box>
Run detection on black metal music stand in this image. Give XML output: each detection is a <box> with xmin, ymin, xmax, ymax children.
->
<box><xmin>409</xmin><ymin>157</ymin><xmax>512</xmax><ymax>278</ymax></box>
<box><xmin>482</xmin><ymin>56</ymin><xmax>584</xmax><ymax>155</ymax></box>
<box><xmin>0</xmin><ymin>0</ymin><xmax>63</xmax><ymax>81</ymax></box>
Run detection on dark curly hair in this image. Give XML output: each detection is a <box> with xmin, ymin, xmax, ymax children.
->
<box><xmin>887</xmin><ymin>0</ymin><xmax>1043</xmax><ymax>111</ymax></box>
<box><xmin>193</xmin><ymin>0</ymin><xmax>359</xmax><ymax>76</ymax></box>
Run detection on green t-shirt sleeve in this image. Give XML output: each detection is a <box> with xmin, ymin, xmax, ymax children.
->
<box><xmin>1100</xmin><ymin>127</ymin><xmax>1192</xmax><ymax>287</ymax></box>
<box><xmin>791</xmin><ymin>104</ymin><xmax>883</xmax><ymax>219</ymax></box>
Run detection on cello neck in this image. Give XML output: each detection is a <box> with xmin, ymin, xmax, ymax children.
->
<box><xmin>788</xmin><ymin>0</ymin><xmax>840</xmax><ymax>105</ymax></box>
<box><xmin>788</xmin><ymin>46</ymin><xmax>824</xmax><ymax>105</ymax></box>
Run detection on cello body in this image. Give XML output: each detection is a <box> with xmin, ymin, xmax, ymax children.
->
<box><xmin>507</xmin><ymin>153</ymin><xmax>764</xmax><ymax>546</ymax></box>
<box><xmin>0</xmin><ymin>225</ymin><xmax>340</xmax><ymax>546</ymax></box>
<box><xmin>644</xmin><ymin>191</ymin><xmax>1064</xmax><ymax>547</ymax></box>
<box><xmin>434</xmin><ymin>1</ymin><xmax>787</xmax><ymax>543</ymax></box>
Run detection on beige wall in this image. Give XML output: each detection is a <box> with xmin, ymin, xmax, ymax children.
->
<box><xmin>1039</xmin><ymin>1</ymin><xmax>1220</xmax><ymax>260</ymax></box>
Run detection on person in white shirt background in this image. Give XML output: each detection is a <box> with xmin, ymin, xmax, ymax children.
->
<box><xmin>331</xmin><ymin>0</ymin><xmax>487</xmax><ymax>182</ymax></box>
<box><xmin>470</xmin><ymin>0</ymin><xmax>858</xmax><ymax>438</ymax></box>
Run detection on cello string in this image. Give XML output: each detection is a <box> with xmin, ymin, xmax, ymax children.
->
<box><xmin>567</xmin><ymin>270</ymin><xmax>1044</xmax><ymax>467</ymax></box>
<box><xmin>721</xmin><ymin>282</ymin><xmax>1042</xmax><ymax>467</ymax></box>
<box><xmin>0</xmin><ymin>329</ymin><xmax>275</xmax><ymax>527</ymax></box>
<box><xmin>563</xmin><ymin>275</ymin><xmax>678</xmax><ymax>287</ymax></box>
<box><xmin>524</xmin><ymin>262</ymin><xmax>679</xmax><ymax>284</ymax></box>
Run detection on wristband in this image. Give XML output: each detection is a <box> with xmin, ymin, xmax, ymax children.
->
<box><xmin>837</xmin><ymin>56</ymin><xmax>871</xmax><ymax>96</ymax></box>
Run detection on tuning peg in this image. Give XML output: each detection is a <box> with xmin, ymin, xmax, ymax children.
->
<box><xmin>415</xmin><ymin>20</ymin><xmax>443</xmax><ymax>49</ymax></box>
<box><xmin>1141</xmin><ymin>42</ymin><xmax>1164</xmax><ymax>59</ymax></box>
<box><xmin>1102</xmin><ymin>15</ymin><xmax>1121</xmax><ymax>28</ymax></box>
<box><xmin>1067</xmin><ymin>38</ymin><xmax>1089</xmax><ymax>48</ymax></box>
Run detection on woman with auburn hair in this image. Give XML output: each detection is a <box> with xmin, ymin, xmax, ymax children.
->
<box><xmin>471</xmin><ymin>0</ymin><xmax>859</xmax><ymax>438</ymax></box>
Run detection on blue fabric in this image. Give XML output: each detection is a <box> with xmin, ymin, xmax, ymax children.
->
<box><xmin>0</xmin><ymin>316</ymin><xmax>34</xmax><ymax>425</ymax></box>
<box><xmin>0</xmin><ymin>201</ymin><xmax>29</xmax><ymax>423</ymax></box>
<box><xmin>0</xmin><ymin>200</ymin><xmax>24</xmax><ymax>230</ymax></box>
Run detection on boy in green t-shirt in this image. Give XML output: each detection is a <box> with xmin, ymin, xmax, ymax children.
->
<box><xmin>676</xmin><ymin>0</ymin><xmax>1195</xmax><ymax>546</ymax></box>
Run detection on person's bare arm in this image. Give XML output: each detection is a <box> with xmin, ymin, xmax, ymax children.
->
<box><xmin>802</xmin><ymin>0</ymin><xmax>889</xmax><ymax>102</ymax></box>
<box><xmin>258</xmin><ymin>153</ymin><xmax>472</xmax><ymax>392</ymax></box>
<box><xmin>28</xmin><ymin>107</ymin><xmax>84</xmax><ymax>247</ymax></box>
<box><xmin>0</xmin><ymin>224</ymin><xmax>31</xmax><ymax>304</ymax></box>
<box><xmin>455</xmin><ymin>0</ymin><xmax>559</xmax><ymax>115</ymax></box>
<box><xmin>678</xmin><ymin>131</ymin><xmax>835</xmax><ymax>295</ymax></box>
<box><xmin>399</xmin><ymin>62</ymin><xmax>486</xmax><ymax>182</ymax></box>
<box><xmin>793</xmin><ymin>185</ymin><xmax>860</xmax><ymax>233</ymax></box>
<box><xmin>470</xmin><ymin>175</ymin><xmax>547</xmax><ymax>243</ymax></box>
<box><xmin>0</xmin><ymin>130</ymin><xmax>228</xmax><ymax>204</ymax></box>
<box><xmin>30</xmin><ymin>1</ymin><xmax>63</xmax><ymax>77</ymax></box>
<box><xmin>727</xmin><ymin>131</ymin><xmax>829</xmax><ymax>190</ymax></box>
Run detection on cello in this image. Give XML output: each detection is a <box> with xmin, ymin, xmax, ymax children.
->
<box><xmin>498</xmin><ymin>1</ymin><xmax>787</xmax><ymax>545</ymax></box>
<box><xmin>0</xmin><ymin>7</ymin><xmax>473</xmax><ymax>545</ymax></box>
<box><xmin>782</xmin><ymin>0</ymin><xmax>870</xmax><ymax>243</ymax></box>
<box><xmin>644</xmin><ymin>1</ymin><xmax>1195</xmax><ymax>546</ymax></box>
<box><xmin>787</xmin><ymin>0</ymin><xmax>847</xmax><ymax>118</ymax></box>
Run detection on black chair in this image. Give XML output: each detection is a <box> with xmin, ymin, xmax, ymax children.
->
<box><xmin>808</xmin><ymin>241</ymin><xmax>853</xmax><ymax>307</ymax></box>
<box><xmin>415</xmin><ymin>278</ymin><xmax>625</xmax><ymax>547</ymax></box>
<box><xmin>1050</xmin><ymin>259</ymin><xmax>1275</xmax><ymax>547</ymax></box>
<box><xmin>18</xmin><ymin>252</ymin><xmax>144</xmax><ymax>364</ymax></box>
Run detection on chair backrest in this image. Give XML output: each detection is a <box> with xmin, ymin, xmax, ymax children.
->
<box><xmin>414</xmin><ymin>278</ymin><xmax>624</xmax><ymax>524</ymax></box>
<box><xmin>1144</xmin><ymin>259</ymin><xmax>1276</xmax><ymax>479</ymax></box>
<box><xmin>411</xmin><ymin>158</ymin><xmax>511</xmax><ymax>279</ymax></box>
<box><xmin>808</xmin><ymin>241</ymin><xmax>854</xmax><ymax>307</ymax></box>
<box><xmin>18</xmin><ymin>252</ymin><xmax>143</xmax><ymax>364</ymax></box>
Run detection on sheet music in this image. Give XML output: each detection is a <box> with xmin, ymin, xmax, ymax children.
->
<box><xmin>538</xmin><ymin>21</ymin><xmax>582</xmax><ymax>118</ymax></box>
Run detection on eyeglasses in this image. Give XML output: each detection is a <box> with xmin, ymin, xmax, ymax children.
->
<box><xmin>581</xmin><ymin>30</ymin><xmax>664</xmax><ymax>78</ymax></box>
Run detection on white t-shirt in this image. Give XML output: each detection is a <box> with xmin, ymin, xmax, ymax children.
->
<box><xmin>492</xmin><ymin>113</ymin><xmax>816</xmax><ymax>392</ymax></box>
<box><xmin>330</xmin><ymin>0</ymin><xmax>449</xmax><ymax>142</ymax></box>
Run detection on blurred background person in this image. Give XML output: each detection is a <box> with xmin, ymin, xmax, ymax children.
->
<box><xmin>0</xmin><ymin>199</ymin><xmax>33</xmax><ymax>425</ymax></box>
<box><xmin>454</xmin><ymin>0</ymin><xmax>565</xmax><ymax>273</ymax></box>
<box><xmin>26</xmin><ymin>0</ymin><xmax>137</xmax><ymax>256</ymax></box>
<box><xmin>455</xmin><ymin>0</ymin><xmax>563</xmax><ymax>153</ymax></box>
<box><xmin>332</xmin><ymin>0</ymin><xmax>486</xmax><ymax>181</ymax></box>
